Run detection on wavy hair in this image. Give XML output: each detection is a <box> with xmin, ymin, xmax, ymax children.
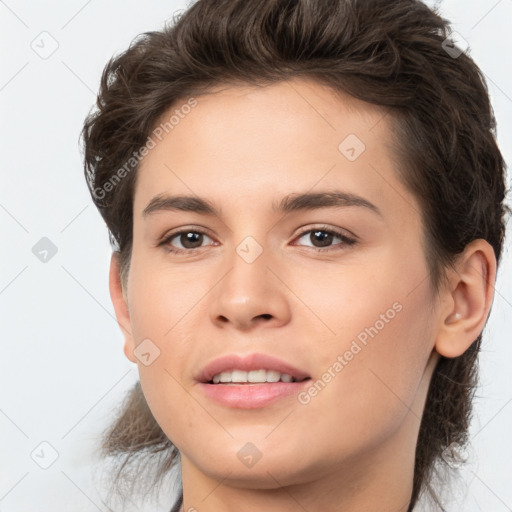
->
<box><xmin>81</xmin><ymin>0</ymin><xmax>508</xmax><ymax>509</ymax></box>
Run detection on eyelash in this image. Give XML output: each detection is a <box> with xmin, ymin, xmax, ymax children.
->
<box><xmin>159</xmin><ymin>225</ymin><xmax>357</xmax><ymax>255</ymax></box>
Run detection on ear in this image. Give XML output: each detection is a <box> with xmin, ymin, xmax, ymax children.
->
<box><xmin>109</xmin><ymin>253</ymin><xmax>137</xmax><ymax>363</ymax></box>
<box><xmin>435</xmin><ymin>239</ymin><xmax>497</xmax><ymax>358</ymax></box>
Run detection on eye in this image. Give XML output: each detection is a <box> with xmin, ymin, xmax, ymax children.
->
<box><xmin>159</xmin><ymin>225</ymin><xmax>356</xmax><ymax>255</ymax></box>
<box><xmin>293</xmin><ymin>226</ymin><xmax>356</xmax><ymax>252</ymax></box>
<box><xmin>160</xmin><ymin>229</ymin><xmax>215</xmax><ymax>254</ymax></box>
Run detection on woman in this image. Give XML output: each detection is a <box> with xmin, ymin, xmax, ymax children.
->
<box><xmin>81</xmin><ymin>0</ymin><xmax>508</xmax><ymax>510</ymax></box>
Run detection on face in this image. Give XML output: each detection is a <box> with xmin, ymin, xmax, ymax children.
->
<box><xmin>120</xmin><ymin>79</ymin><xmax>441</xmax><ymax>488</ymax></box>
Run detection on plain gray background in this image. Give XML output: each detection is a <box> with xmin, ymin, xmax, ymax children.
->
<box><xmin>1</xmin><ymin>1</ymin><xmax>511</xmax><ymax>510</ymax></box>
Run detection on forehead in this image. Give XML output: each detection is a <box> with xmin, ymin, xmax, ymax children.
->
<box><xmin>143</xmin><ymin>79</ymin><xmax>390</xmax><ymax>163</ymax></box>
<box><xmin>133</xmin><ymin>79</ymin><xmax>415</xmax><ymax>223</ymax></box>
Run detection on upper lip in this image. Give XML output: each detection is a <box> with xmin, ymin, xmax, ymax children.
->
<box><xmin>196</xmin><ymin>353</ymin><xmax>311</xmax><ymax>383</ymax></box>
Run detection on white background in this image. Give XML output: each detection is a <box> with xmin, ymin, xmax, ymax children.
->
<box><xmin>0</xmin><ymin>1</ymin><xmax>511</xmax><ymax>510</ymax></box>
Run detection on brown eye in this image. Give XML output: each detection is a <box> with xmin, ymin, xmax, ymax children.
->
<box><xmin>294</xmin><ymin>227</ymin><xmax>355</xmax><ymax>251</ymax></box>
<box><xmin>176</xmin><ymin>231</ymin><xmax>205</xmax><ymax>249</ymax></box>
<box><xmin>308</xmin><ymin>230</ymin><xmax>335</xmax><ymax>248</ymax></box>
<box><xmin>161</xmin><ymin>230</ymin><xmax>215</xmax><ymax>253</ymax></box>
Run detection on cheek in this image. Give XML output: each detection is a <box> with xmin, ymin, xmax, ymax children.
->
<box><xmin>284</xmin><ymin>293</ymin><xmax>434</xmax><ymax>474</ymax></box>
<box><xmin>127</xmin><ymin>247</ymin><xmax>211</xmax><ymax>339</ymax></box>
<box><xmin>125</xmin><ymin>254</ymin><xmax>216</xmax><ymax>445</ymax></box>
<box><xmin>287</xmin><ymin>249</ymin><xmax>435</xmax><ymax>448</ymax></box>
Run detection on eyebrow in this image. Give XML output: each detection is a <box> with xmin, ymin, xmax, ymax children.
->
<box><xmin>142</xmin><ymin>190</ymin><xmax>383</xmax><ymax>218</ymax></box>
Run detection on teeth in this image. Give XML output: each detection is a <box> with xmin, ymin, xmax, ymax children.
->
<box><xmin>211</xmin><ymin>369</ymin><xmax>297</xmax><ymax>384</ymax></box>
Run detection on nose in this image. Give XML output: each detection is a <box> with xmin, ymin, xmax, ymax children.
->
<box><xmin>209</xmin><ymin>244</ymin><xmax>291</xmax><ymax>332</ymax></box>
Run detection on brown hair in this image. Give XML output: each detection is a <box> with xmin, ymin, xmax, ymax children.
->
<box><xmin>81</xmin><ymin>0</ymin><xmax>508</xmax><ymax>509</ymax></box>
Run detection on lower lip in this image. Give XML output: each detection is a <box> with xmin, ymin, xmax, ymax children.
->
<box><xmin>198</xmin><ymin>380</ymin><xmax>311</xmax><ymax>409</ymax></box>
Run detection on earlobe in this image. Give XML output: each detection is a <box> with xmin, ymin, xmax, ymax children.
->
<box><xmin>109</xmin><ymin>253</ymin><xmax>137</xmax><ymax>363</ymax></box>
<box><xmin>434</xmin><ymin>239</ymin><xmax>497</xmax><ymax>359</ymax></box>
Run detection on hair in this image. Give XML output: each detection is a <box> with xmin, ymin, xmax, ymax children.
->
<box><xmin>81</xmin><ymin>0</ymin><xmax>509</xmax><ymax>509</ymax></box>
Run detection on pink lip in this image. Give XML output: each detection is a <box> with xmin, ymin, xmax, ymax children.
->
<box><xmin>198</xmin><ymin>380</ymin><xmax>311</xmax><ymax>409</ymax></box>
<box><xmin>195</xmin><ymin>353</ymin><xmax>311</xmax><ymax>409</ymax></box>
<box><xmin>195</xmin><ymin>352</ymin><xmax>310</xmax><ymax>383</ymax></box>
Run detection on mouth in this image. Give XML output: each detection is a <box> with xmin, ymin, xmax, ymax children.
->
<box><xmin>195</xmin><ymin>353</ymin><xmax>312</xmax><ymax>409</ymax></box>
<box><xmin>206</xmin><ymin>371</ymin><xmax>311</xmax><ymax>385</ymax></box>
<box><xmin>199</xmin><ymin>375</ymin><xmax>312</xmax><ymax>409</ymax></box>
<box><xmin>196</xmin><ymin>352</ymin><xmax>312</xmax><ymax>384</ymax></box>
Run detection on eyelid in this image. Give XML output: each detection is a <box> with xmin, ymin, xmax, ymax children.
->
<box><xmin>158</xmin><ymin>226</ymin><xmax>214</xmax><ymax>251</ymax></box>
<box><xmin>290</xmin><ymin>224</ymin><xmax>357</xmax><ymax>252</ymax></box>
<box><xmin>159</xmin><ymin>224</ymin><xmax>357</xmax><ymax>254</ymax></box>
<box><xmin>158</xmin><ymin>225</ymin><xmax>212</xmax><ymax>243</ymax></box>
<box><xmin>293</xmin><ymin>224</ymin><xmax>357</xmax><ymax>242</ymax></box>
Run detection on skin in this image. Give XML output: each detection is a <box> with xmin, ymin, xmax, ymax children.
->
<box><xmin>109</xmin><ymin>78</ymin><xmax>496</xmax><ymax>512</ymax></box>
